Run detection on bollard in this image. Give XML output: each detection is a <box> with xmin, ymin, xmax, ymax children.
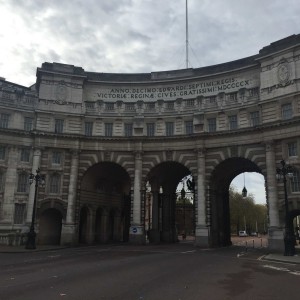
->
<box><xmin>253</xmin><ymin>239</ymin><xmax>255</xmax><ymax>248</ymax></box>
<box><xmin>245</xmin><ymin>241</ymin><xmax>248</xmax><ymax>252</ymax></box>
<box><xmin>260</xmin><ymin>238</ymin><xmax>262</xmax><ymax>248</ymax></box>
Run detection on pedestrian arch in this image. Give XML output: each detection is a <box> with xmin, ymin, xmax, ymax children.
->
<box><xmin>79</xmin><ymin>162</ymin><xmax>131</xmax><ymax>244</ymax></box>
<box><xmin>209</xmin><ymin>157</ymin><xmax>264</xmax><ymax>247</ymax></box>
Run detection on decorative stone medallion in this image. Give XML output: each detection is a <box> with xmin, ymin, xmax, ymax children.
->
<box><xmin>277</xmin><ymin>61</ymin><xmax>290</xmax><ymax>85</ymax></box>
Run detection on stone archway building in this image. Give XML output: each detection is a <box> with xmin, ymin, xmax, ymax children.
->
<box><xmin>0</xmin><ymin>34</ymin><xmax>300</xmax><ymax>251</ymax></box>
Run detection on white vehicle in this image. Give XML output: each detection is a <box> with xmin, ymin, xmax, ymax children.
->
<box><xmin>239</xmin><ymin>231</ymin><xmax>248</xmax><ymax>237</ymax></box>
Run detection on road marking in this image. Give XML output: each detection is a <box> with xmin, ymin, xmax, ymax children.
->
<box><xmin>181</xmin><ymin>250</ymin><xmax>196</xmax><ymax>254</ymax></box>
<box><xmin>262</xmin><ymin>264</ymin><xmax>300</xmax><ymax>276</ymax></box>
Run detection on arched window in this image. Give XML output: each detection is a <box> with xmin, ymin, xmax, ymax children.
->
<box><xmin>49</xmin><ymin>173</ymin><xmax>61</xmax><ymax>194</ymax></box>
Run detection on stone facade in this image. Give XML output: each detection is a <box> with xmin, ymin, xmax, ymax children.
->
<box><xmin>0</xmin><ymin>35</ymin><xmax>300</xmax><ymax>250</ymax></box>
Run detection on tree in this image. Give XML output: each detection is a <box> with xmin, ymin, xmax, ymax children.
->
<box><xmin>229</xmin><ymin>187</ymin><xmax>267</xmax><ymax>235</ymax></box>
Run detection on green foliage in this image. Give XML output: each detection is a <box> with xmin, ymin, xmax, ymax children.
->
<box><xmin>229</xmin><ymin>187</ymin><xmax>267</xmax><ymax>234</ymax></box>
<box><xmin>176</xmin><ymin>197</ymin><xmax>193</xmax><ymax>206</ymax></box>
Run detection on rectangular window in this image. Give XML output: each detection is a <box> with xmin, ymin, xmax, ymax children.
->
<box><xmin>14</xmin><ymin>203</ymin><xmax>26</xmax><ymax>224</ymax></box>
<box><xmin>145</xmin><ymin>103</ymin><xmax>155</xmax><ymax>111</ymax></box>
<box><xmin>0</xmin><ymin>113</ymin><xmax>9</xmax><ymax>128</ymax></box>
<box><xmin>124</xmin><ymin>123</ymin><xmax>133</xmax><ymax>137</ymax></box>
<box><xmin>207</xmin><ymin>118</ymin><xmax>216</xmax><ymax>132</ymax></box>
<box><xmin>229</xmin><ymin>115</ymin><xmax>238</xmax><ymax>130</ymax></box>
<box><xmin>17</xmin><ymin>173</ymin><xmax>28</xmax><ymax>193</ymax></box>
<box><xmin>288</xmin><ymin>142</ymin><xmax>297</xmax><ymax>157</ymax></box>
<box><xmin>0</xmin><ymin>172</ymin><xmax>3</xmax><ymax>192</ymax></box>
<box><xmin>0</xmin><ymin>146</ymin><xmax>5</xmax><ymax>160</ymax></box>
<box><xmin>249</xmin><ymin>88</ymin><xmax>259</xmax><ymax>97</ymax></box>
<box><xmin>166</xmin><ymin>102</ymin><xmax>174</xmax><ymax>110</ymax></box>
<box><xmin>52</xmin><ymin>151</ymin><xmax>62</xmax><ymax>165</ymax></box>
<box><xmin>250</xmin><ymin>111</ymin><xmax>260</xmax><ymax>127</ymax></box>
<box><xmin>125</xmin><ymin>103</ymin><xmax>135</xmax><ymax>111</ymax></box>
<box><xmin>20</xmin><ymin>148</ymin><xmax>30</xmax><ymax>162</ymax></box>
<box><xmin>291</xmin><ymin>170</ymin><xmax>300</xmax><ymax>192</ymax></box>
<box><xmin>55</xmin><ymin>119</ymin><xmax>64</xmax><ymax>133</ymax></box>
<box><xmin>24</xmin><ymin>117</ymin><xmax>33</xmax><ymax>131</ymax></box>
<box><xmin>186</xmin><ymin>99</ymin><xmax>195</xmax><ymax>107</ymax></box>
<box><xmin>84</xmin><ymin>122</ymin><xmax>93</xmax><ymax>136</ymax></box>
<box><xmin>166</xmin><ymin>122</ymin><xmax>174</xmax><ymax>136</ymax></box>
<box><xmin>105</xmin><ymin>103</ymin><xmax>114</xmax><ymax>111</ymax></box>
<box><xmin>282</xmin><ymin>103</ymin><xmax>293</xmax><ymax>120</ymax></box>
<box><xmin>49</xmin><ymin>174</ymin><xmax>60</xmax><ymax>194</ymax></box>
<box><xmin>105</xmin><ymin>123</ymin><xmax>113</xmax><ymax>137</ymax></box>
<box><xmin>228</xmin><ymin>93</ymin><xmax>238</xmax><ymax>102</ymax></box>
<box><xmin>147</xmin><ymin>123</ymin><xmax>155</xmax><ymax>137</ymax></box>
<box><xmin>185</xmin><ymin>121</ymin><xmax>193</xmax><ymax>134</ymax></box>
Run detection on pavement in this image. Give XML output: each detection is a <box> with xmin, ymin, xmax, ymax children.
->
<box><xmin>1</xmin><ymin>243</ymin><xmax>300</xmax><ymax>265</ymax></box>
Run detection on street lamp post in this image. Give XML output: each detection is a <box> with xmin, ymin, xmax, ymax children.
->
<box><xmin>276</xmin><ymin>159</ymin><xmax>296</xmax><ymax>256</ymax></box>
<box><xmin>25</xmin><ymin>168</ymin><xmax>45</xmax><ymax>249</ymax></box>
<box><xmin>181</xmin><ymin>184</ymin><xmax>186</xmax><ymax>239</ymax></box>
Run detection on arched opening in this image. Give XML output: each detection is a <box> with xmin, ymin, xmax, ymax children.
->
<box><xmin>210</xmin><ymin>158</ymin><xmax>264</xmax><ymax>247</ymax></box>
<box><xmin>79</xmin><ymin>162</ymin><xmax>131</xmax><ymax>244</ymax></box>
<box><xmin>146</xmin><ymin>161</ymin><xmax>192</xmax><ymax>243</ymax></box>
<box><xmin>38</xmin><ymin>208</ymin><xmax>62</xmax><ymax>245</ymax></box>
<box><xmin>290</xmin><ymin>210</ymin><xmax>300</xmax><ymax>248</ymax></box>
<box><xmin>230</xmin><ymin>172</ymin><xmax>268</xmax><ymax>248</ymax></box>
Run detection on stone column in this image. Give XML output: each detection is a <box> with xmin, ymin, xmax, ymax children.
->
<box><xmin>1</xmin><ymin>146</ymin><xmax>18</xmax><ymax>225</ymax></box>
<box><xmin>61</xmin><ymin>150</ymin><xmax>79</xmax><ymax>245</ymax></box>
<box><xmin>195</xmin><ymin>148</ymin><xmax>209</xmax><ymax>247</ymax></box>
<box><xmin>129</xmin><ymin>151</ymin><xmax>145</xmax><ymax>244</ymax></box>
<box><xmin>265</xmin><ymin>141</ymin><xmax>283</xmax><ymax>251</ymax></box>
<box><xmin>25</xmin><ymin>148</ymin><xmax>42</xmax><ymax>225</ymax></box>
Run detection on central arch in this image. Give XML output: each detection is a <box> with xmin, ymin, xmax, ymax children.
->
<box><xmin>146</xmin><ymin>161</ymin><xmax>192</xmax><ymax>243</ymax></box>
<box><xmin>79</xmin><ymin>162</ymin><xmax>131</xmax><ymax>244</ymax></box>
<box><xmin>209</xmin><ymin>157</ymin><xmax>264</xmax><ymax>247</ymax></box>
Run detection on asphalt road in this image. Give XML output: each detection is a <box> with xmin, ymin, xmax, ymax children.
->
<box><xmin>0</xmin><ymin>243</ymin><xmax>299</xmax><ymax>300</ymax></box>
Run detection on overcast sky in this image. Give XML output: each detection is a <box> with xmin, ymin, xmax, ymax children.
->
<box><xmin>0</xmin><ymin>0</ymin><xmax>297</xmax><ymax>203</ymax></box>
<box><xmin>1</xmin><ymin>0</ymin><xmax>299</xmax><ymax>86</ymax></box>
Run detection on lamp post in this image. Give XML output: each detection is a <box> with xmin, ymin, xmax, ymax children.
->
<box><xmin>181</xmin><ymin>183</ymin><xmax>186</xmax><ymax>239</ymax></box>
<box><xmin>25</xmin><ymin>168</ymin><xmax>45</xmax><ymax>249</ymax></box>
<box><xmin>276</xmin><ymin>159</ymin><xmax>295</xmax><ymax>256</ymax></box>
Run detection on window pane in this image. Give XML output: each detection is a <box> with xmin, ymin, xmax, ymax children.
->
<box><xmin>282</xmin><ymin>103</ymin><xmax>292</xmax><ymax>120</ymax></box>
<box><xmin>17</xmin><ymin>173</ymin><xmax>28</xmax><ymax>192</ymax></box>
<box><xmin>250</xmin><ymin>111</ymin><xmax>260</xmax><ymax>126</ymax></box>
<box><xmin>185</xmin><ymin>121</ymin><xmax>193</xmax><ymax>134</ymax></box>
<box><xmin>229</xmin><ymin>115</ymin><xmax>238</xmax><ymax>130</ymax></box>
<box><xmin>52</xmin><ymin>152</ymin><xmax>62</xmax><ymax>164</ymax></box>
<box><xmin>288</xmin><ymin>142</ymin><xmax>297</xmax><ymax>157</ymax></box>
<box><xmin>0</xmin><ymin>172</ymin><xmax>3</xmax><ymax>192</ymax></box>
<box><xmin>124</xmin><ymin>123</ymin><xmax>133</xmax><ymax>137</ymax></box>
<box><xmin>105</xmin><ymin>123</ymin><xmax>113</xmax><ymax>137</ymax></box>
<box><xmin>24</xmin><ymin>117</ymin><xmax>33</xmax><ymax>131</ymax></box>
<box><xmin>0</xmin><ymin>146</ymin><xmax>5</xmax><ymax>160</ymax></box>
<box><xmin>85</xmin><ymin>122</ymin><xmax>93</xmax><ymax>136</ymax></box>
<box><xmin>14</xmin><ymin>203</ymin><xmax>26</xmax><ymax>224</ymax></box>
<box><xmin>166</xmin><ymin>122</ymin><xmax>174</xmax><ymax>136</ymax></box>
<box><xmin>50</xmin><ymin>174</ymin><xmax>60</xmax><ymax>194</ymax></box>
<box><xmin>147</xmin><ymin>123</ymin><xmax>155</xmax><ymax>136</ymax></box>
<box><xmin>55</xmin><ymin>119</ymin><xmax>64</xmax><ymax>133</ymax></box>
<box><xmin>208</xmin><ymin>118</ymin><xmax>216</xmax><ymax>132</ymax></box>
<box><xmin>20</xmin><ymin>149</ymin><xmax>30</xmax><ymax>162</ymax></box>
<box><xmin>0</xmin><ymin>113</ymin><xmax>9</xmax><ymax>128</ymax></box>
<box><xmin>291</xmin><ymin>170</ymin><xmax>300</xmax><ymax>192</ymax></box>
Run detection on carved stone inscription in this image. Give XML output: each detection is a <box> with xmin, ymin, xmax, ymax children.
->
<box><xmin>92</xmin><ymin>76</ymin><xmax>258</xmax><ymax>101</ymax></box>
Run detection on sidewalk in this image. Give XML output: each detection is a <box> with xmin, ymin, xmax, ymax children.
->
<box><xmin>0</xmin><ymin>244</ymin><xmax>67</xmax><ymax>253</ymax></box>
